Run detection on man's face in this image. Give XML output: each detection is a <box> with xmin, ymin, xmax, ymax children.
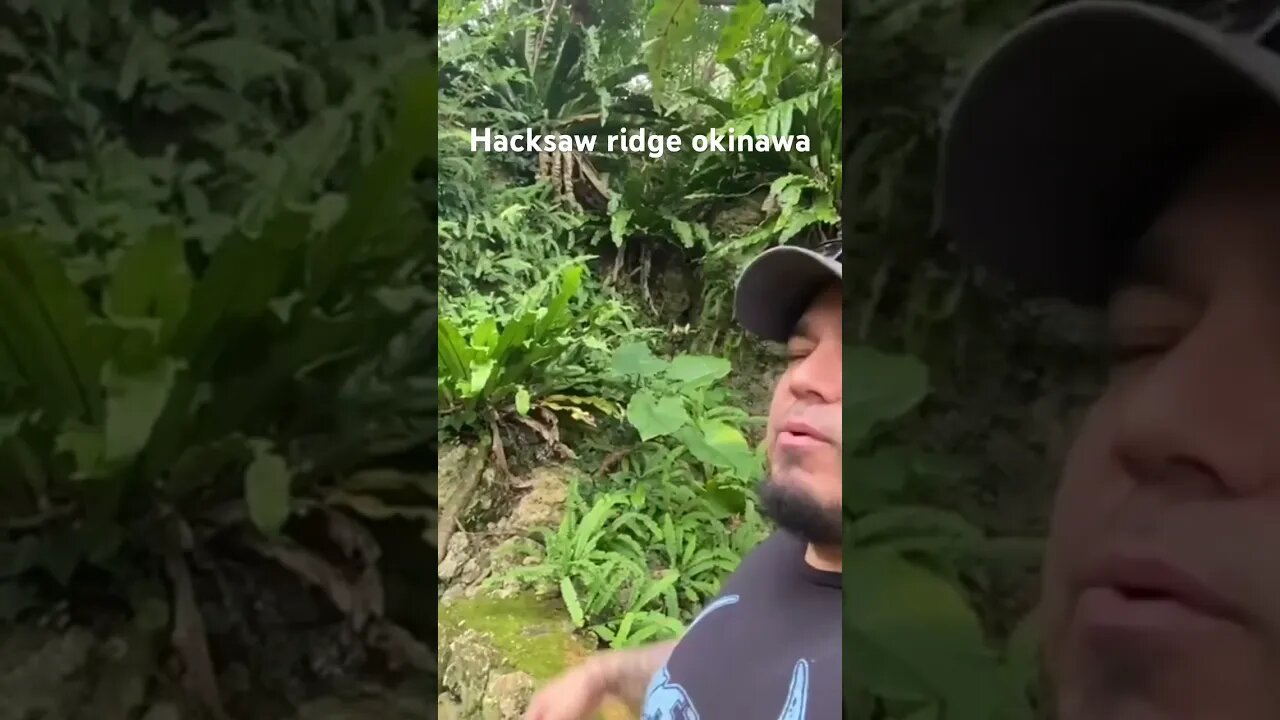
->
<box><xmin>1044</xmin><ymin>118</ymin><xmax>1280</xmax><ymax>720</ymax></box>
<box><xmin>760</xmin><ymin>283</ymin><xmax>843</xmax><ymax>545</ymax></box>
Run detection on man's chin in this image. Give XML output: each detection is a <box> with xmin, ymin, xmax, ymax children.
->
<box><xmin>759</xmin><ymin>475</ymin><xmax>840</xmax><ymax>546</ymax></box>
<box><xmin>1053</xmin><ymin>633</ymin><xmax>1278</xmax><ymax>720</ymax></box>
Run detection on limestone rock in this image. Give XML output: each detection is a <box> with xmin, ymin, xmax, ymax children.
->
<box><xmin>439</xmin><ymin>595</ymin><xmax>593</xmax><ymax>719</ymax></box>
<box><xmin>438</xmin><ymin>445</ymin><xmax>487</xmax><ymax>512</ymax></box>
<box><xmin>481</xmin><ymin>671</ymin><xmax>534</xmax><ymax>720</ymax></box>
<box><xmin>438</xmin><ymin>532</ymin><xmax>472</xmax><ymax>581</ymax></box>
<box><xmin>505</xmin><ymin>465</ymin><xmax>571</xmax><ymax>534</ymax></box>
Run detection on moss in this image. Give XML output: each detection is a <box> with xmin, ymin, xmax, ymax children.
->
<box><xmin>439</xmin><ymin>595</ymin><xmax>593</xmax><ymax>684</ymax></box>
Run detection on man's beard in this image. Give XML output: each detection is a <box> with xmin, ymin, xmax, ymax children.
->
<box><xmin>1056</xmin><ymin>646</ymin><xmax>1158</xmax><ymax>720</ymax></box>
<box><xmin>759</xmin><ymin>473</ymin><xmax>841</xmax><ymax>546</ymax></box>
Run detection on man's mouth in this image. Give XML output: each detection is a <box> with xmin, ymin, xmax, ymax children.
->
<box><xmin>777</xmin><ymin>420</ymin><xmax>829</xmax><ymax>447</ymax></box>
<box><xmin>1076</xmin><ymin>554</ymin><xmax>1244</xmax><ymax>633</ymax></box>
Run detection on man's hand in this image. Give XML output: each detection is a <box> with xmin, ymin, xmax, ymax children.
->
<box><xmin>523</xmin><ymin>660</ymin><xmax>608</xmax><ymax>720</ymax></box>
<box><xmin>524</xmin><ymin>640</ymin><xmax>677</xmax><ymax>720</ymax></box>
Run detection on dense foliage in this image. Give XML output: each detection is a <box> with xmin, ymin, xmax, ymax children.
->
<box><xmin>0</xmin><ymin>3</ymin><xmax>431</xmax><ymax>718</ymax></box>
<box><xmin>438</xmin><ymin>0</ymin><xmax>839</xmax><ymax>651</ymax></box>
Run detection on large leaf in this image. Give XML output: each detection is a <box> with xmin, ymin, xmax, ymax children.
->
<box><xmin>480</xmin><ymin>313</ymin><xmax>536</xmax><ymax>396</ymax></box>
<box><xmin>104</xmin><ymin>226</ymin><xmax>193</xmax><ymax>349</ymax></box>
<box><xmin>675</xmin><ymin>425</ymin><xmax>723</xmax><ymax>469</ymax></box>
<box><xmin>535</xmin><ymin>264</ymin><xmax>584</xmax><ymax>337</ymax></box>
<box><xmin>845</xmin><ymin>346</ymin><xmax>929</xmax><ymax>448</ymax></box>
<box><xmin>626</xmin><ymin>390</ymin><xmax>690</xmax><ymax>441</ymax></box>
<box><xmin>666</xmin><ymin>355</ymin><xmax>731</xmax><ymax>385</ymax></box>
<box><xmin>103</xmin><ymin>358</ymin><xmax>180</xmax><ymax>464</ymax></box>
<box><xmin>56</xmin><ymin>424</ymin><xmax>107</xmax><ymax>480</ymax></box>
<box><xmin>700</xmin><ymin>419</ymin><xmax>756</xmax><ymax>475</ymax></box>
<box><xmin>169</xmin><ymin>211</ymin><xmax>311</xmax><ymax>362</ymax></box>
<box><xmin>437</xmin><ymin>317</ymin><xmax>472</xmax><ymax>382</ymax></box>
<box><xmin>677</xmin><ymin>420</ymin><xmax>756</xmax><ymax>477</ymax></box>
<box><xmin>0</xmin><ymin>234</ymin><xmax>102</xmax><ymax>423</ymax></box>
<box><xmin>246</xmin><ymin>448</ymin><xmax>292</xmax><ymax>535</ymax></box>
<box><xmin>610</xmin><ymin>342</ymin><xmax>667</xmax><ymax>378</ymax></box>
<box><xmin>843</xmin><ymin>550</ymin><xmax>1012</xmax><ymax>717</ymax></box>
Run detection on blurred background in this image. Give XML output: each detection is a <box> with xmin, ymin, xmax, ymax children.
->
<box><xmin>844</xmin><ymin>1</ymin><xmax>1110</xmax><ymax>718</ymax></box>
<box><xmin>0</xmin><ymin>2</ymin><xmax>432</xmax><ymax>718</ymax></box>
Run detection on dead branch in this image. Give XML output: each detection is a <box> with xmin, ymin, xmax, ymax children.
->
<box><xmin>162</xmin><ymin>515</ymin><xmax>225</xmax><ymax>719</ymax></box>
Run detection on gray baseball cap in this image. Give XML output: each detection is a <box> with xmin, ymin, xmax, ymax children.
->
<box><xmin>734</xmin><ymin>242</ymin><xmax>842</xmax><ymax>342</ymax></box>
<box><xmin>937</xmin><ymin>1</ymin><xmax>1280</xmax><ymax>305</ymax></box>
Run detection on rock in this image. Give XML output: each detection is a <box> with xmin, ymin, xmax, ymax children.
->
<box><xmin>439</xmin><ymin>445</ymin><xmax>487</xmax><ymax>511</ymax></box>
<box><xmin>710</xmin><ymin>193</ymin><xmax>768</xmax><ymax>238</ymax></box>
<box><xmin>438</xmin><ymin>694</ymin><xmax>463</xmax><ymax>720</ymax></box>
<box><xmin>0</xmin><ymin>625</ymin><xmax>96</xmax><ymax>720</ymax></box>
<box><xmin>481</xmin><ymin>671</ymin><xmax>534</xmax><ymax>720</ymax></box>
<box><xmin>505</xmin><ymin>465</ymin><xmax>571</xmax><ymax>534</ymax></box>
<box><xmin>457</xmin><ymin>557</ymin><xmax>485</xmax><ymax>587</ymax></box>
<box><xmin>439</xmin><ymin>595</ymin><xmax>594</xmax><ymax>719</ymax></box>
<box><xmin>438</xmin><ymin>444</ymin><xmax>488</xmax><ymax>564</ymax></box>
<box><xmin>439</xmin><ymin>532</ymin><xmax>471</xmax><ymax>581</ymax></box>
<box><xmin>440</xmin><ymin>583</ymin><xmax>467</xmax><ymax>604</ymax></box>
<box><xmin>441</xmin><ymin>628</ymin><xmax>500</xmax><ymax>716</ymax></box>
<box><xmin>654</xmin><ymin>254</ymin><xmax>694</xmax><ymax>323</ymax></box>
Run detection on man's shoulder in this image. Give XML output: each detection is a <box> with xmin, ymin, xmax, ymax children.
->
<box><xmin>718</xmin><ymin>529</ymin><xmax>802</xmax><ymax>589</ymax></box>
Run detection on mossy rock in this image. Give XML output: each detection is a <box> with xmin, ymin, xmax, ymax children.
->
<box><xmin>441</xmin><ymin>595</ymin><xmax>635</xmax><ymax>720</ymax></box>
<box><xmin>440</xmin><ymin>594</ymin><xmax>590</xmax><ymax>685</ymax></box>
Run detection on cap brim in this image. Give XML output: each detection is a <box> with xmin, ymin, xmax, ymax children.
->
<box><xmin>735</xmin><ymin>247</ymin><xmax>842</xmax><ymax>342</ymax></box>
<box><xmin>938</xmin><ymin>1</ymin><xmax>1280</xmax><ymax>305</ymax></box>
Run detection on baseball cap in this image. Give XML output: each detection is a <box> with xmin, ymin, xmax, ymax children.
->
<box><xmin>937</xmin><ymin>0</ymin><xmax>1280</xmax><ymax>305</ymax></box>
<box><xmin>734</xmin><ymin>239</ymin><xmax>843</xmax><ymax>342</ymax></box>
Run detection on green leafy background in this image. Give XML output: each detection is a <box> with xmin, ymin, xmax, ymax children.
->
<box><xmin>0</xmin><ymin>2</ymin><xmax>432</xmax><ymax>718</ymax></box>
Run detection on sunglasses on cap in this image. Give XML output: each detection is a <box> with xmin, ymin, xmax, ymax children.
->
<box><xmin>816</xmin><ymin>238</ymin><xmax>843</xmax><ymax>263</ymax></box>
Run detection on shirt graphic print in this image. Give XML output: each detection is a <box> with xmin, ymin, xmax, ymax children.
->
<box><xmin>638</xmin><ymin>532</ymin><xmax>840</xmax><ymax>719</ymax></box>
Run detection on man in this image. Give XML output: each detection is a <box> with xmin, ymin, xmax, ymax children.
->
<box><xmin>938</xmin><ymin>1</ymin><xmax>1280</xmax><ymax>718</ymax></box>
<box><xmin>524</xmin><ymin>241</ymin><xmax>843</xmax><ymax>719</ymax></box>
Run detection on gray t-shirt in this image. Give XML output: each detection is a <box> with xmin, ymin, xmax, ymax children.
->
<box><xmin>639</xmin><ymin>530</ymin><xmax>841</xmax><ymax>719</ymax></box>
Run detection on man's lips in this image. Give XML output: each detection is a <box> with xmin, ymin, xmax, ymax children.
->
<box><xmin>777</xmin><ymin>420</ymin><xmax>830</xmax><ymax>446</ymax></box>
<box><xmin>1076</xmin><ymin>554</ymin><xmax>1244</xmax><ymax>630</ymax></box>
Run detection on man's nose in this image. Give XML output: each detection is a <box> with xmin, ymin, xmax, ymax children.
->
<box><xmin>788</xmin><ymin>339</ymin><xmax>841</xmax><ymax>403</ymax></box>
<box><xmin>1112</xmin><ymin>302</ymin><xmax>1280</xmax><ymax>497</ymax></box>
